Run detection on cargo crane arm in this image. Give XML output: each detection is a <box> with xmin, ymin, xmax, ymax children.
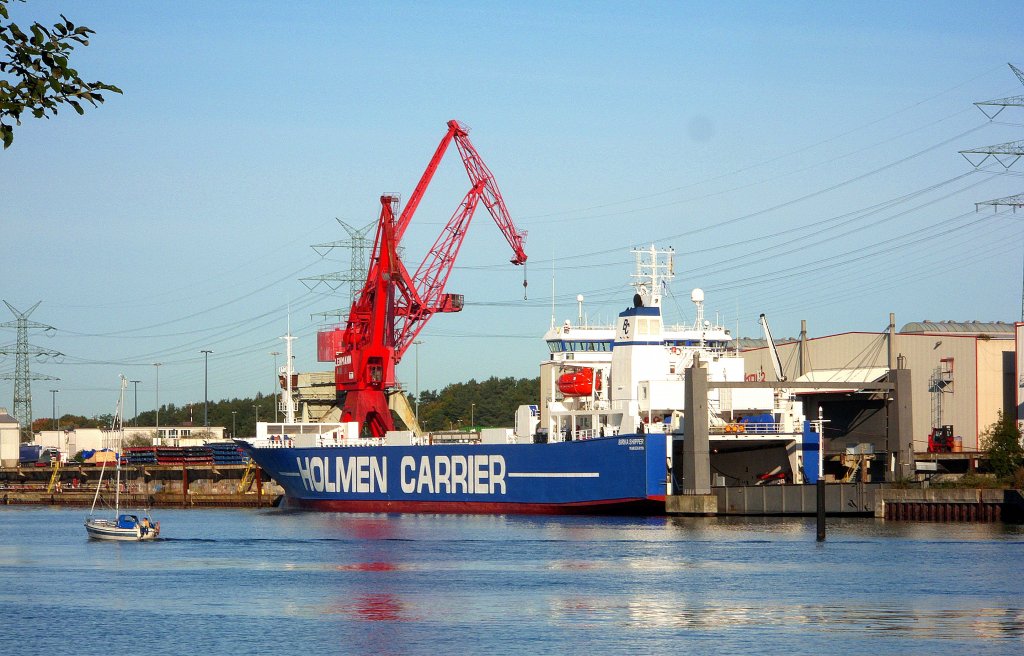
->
<box><xmin>759</xmin><ymin>313</ymin><xmax>786</xmax><ymax>382</ymax></box>
<box><xmin>392</xmin><ymin>122</ymin><xmax>528</xmax><ymax>357</ymax></box>
<box><xmin>336</xmin><ymin>120</ymin><xmax>528</xmax><ymax>436</ymax></box>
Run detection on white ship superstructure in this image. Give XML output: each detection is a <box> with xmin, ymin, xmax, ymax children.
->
<box><xmin>523</xmin><ymin>245</ymin><xmax>812</xmax><ymax>485</ymax></box>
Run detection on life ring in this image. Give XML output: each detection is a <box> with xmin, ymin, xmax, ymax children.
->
<box><xmin>669</xmin><ymin>347</ymin><xmax>680</xmax><ymax>355</ymax></box>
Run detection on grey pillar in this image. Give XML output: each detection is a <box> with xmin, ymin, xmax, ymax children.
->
<box><xmin>889</xmin><ymin>365</ymin><xmax>915</xmax><ymax>481</ymax></box>
<box><xmin>682</xmin><ymin>361</ymin><xmax>711</xmax><ymax>495</ymax></box>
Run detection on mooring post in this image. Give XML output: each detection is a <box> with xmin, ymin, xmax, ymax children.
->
<box><xmin>891</xmin><ymin>359</ymin><xmax>914</xmax><ymax>481</ymax></box>
<box><xmin>816</xmin><ymin>479</ymin><xmax>826</xmax><ymax>541</ymax></box>
<box><xmin>182</xmin><ymin>464</ymin><xmax>189</xmax><ymax>508</ymax></box>
<box><xmin>682</xmin><ymin>356</ymin><xmax>710</xmax><ymax>495</ymax></box>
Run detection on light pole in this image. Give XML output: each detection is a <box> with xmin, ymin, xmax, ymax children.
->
<box><xmin>50</xmin><ymin>389</ymin><xmax>58</xmax><ymax>431</ymax></box>
<box><xmin>153</xmin><ymin>363</ymin><xmax>162</xmax><ymax>441</ymax></box>
<box><xmin>471</xmin><ymin>402</ymin><xmax>475</xmax><ymax>430</ymax></box>
<box><xmin>253</xmin><ymin>404</ymin><xmax>259</xmax><ymax>425</ymax></box>
<box><xmin>130</xmin><ymin>379</ymin><xmax>141</xmax><ymax>426</ymax></box>
<box><xmin>413</xmin><ymin>340</ymin><xmax>423</xmax><ymax>427</ymax></box>
<box><xmin>231</xmin><ymin>410</ymin><xmax>237</xmax><ymax>438</ymax></box>
<box><xmin>270</xmin><ymin>351</ymin><xmax>281</xmax><ymax>422</ymax></box>
<box><xmin>201</xmin><ymin>350</ymin><xmax>213</xmax><ymax>428</ymax></box>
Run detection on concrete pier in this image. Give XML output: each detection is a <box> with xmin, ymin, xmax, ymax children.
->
<box><xmin>0</xmin><ymin>463</ymin><xmax>282</xmax><ymax>508</ymax></box>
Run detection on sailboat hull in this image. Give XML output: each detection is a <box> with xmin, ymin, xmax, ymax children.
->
<box><xmin>84</xmin><ymin>516</ymin><xmax>159</xmax><ymax>541</ymax></box>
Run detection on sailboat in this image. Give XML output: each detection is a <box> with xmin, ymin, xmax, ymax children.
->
<box><xmin>85</xmin><ymin>375</ymin><xmax>160</xmax><ymax>541</ymax></box>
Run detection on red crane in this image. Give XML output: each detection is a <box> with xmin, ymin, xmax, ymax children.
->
<box><xmin>334</xmin><ymin>120</ymin><xmax>528</xmax><ymax>436</ymax></box>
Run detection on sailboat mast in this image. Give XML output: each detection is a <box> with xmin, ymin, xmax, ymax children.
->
<box><xmin>113</xmin><ymin>375</ymin><xmax>127</xmax><ymax>514</ymax></box>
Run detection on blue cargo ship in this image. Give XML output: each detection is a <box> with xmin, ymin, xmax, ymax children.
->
<box><xmin>241</xmin><ymin>433</ymin><xmax>667</xmax><ymax>514</ymax></box>
<box><xmin>241</xmin><ymin>246</ymin><xmax>816</xmax><ymax>514</ymax></box>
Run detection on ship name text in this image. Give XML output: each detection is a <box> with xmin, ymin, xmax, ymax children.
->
<box><xmin>294</xmin><ymin>454</ymin><xmax>508</xmax><ymax>496</ymax></box>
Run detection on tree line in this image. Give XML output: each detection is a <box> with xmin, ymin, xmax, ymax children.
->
<box><xmin>30</xmin><ymin>376</ymin><xmax>540</xmax><ymax>439</ymax></box>
<box><xmin>416</xmin><ymin>376</ymin><xmax>539</xmax><ymax>432</ymax></box>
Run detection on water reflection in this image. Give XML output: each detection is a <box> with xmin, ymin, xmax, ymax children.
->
<box><xmin>3</xmin><ymin>508</ymin><xmax>1023</xmax><ymax>652</ymax></box>
<box><xmin>324</xmin><ymin>593</ymin><xmax>412</xmax><ymax>622</ymax></box>
<box><xmin>547</xmin><ymin>594</ymin><xmax>1024</xmax><ymax>639</ymax></box>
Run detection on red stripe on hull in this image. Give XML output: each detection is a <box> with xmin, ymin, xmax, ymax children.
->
<box><xmin>286</xmin><ymin>496</ymin><xmax>666</xmax><ymax>516</ymax></box>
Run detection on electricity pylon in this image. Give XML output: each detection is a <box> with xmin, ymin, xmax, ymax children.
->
<box><xmin>962</xmin><ymin>64</ymin><xmax>1024</xmax><ymax>318</ymax></box>
<box><xmin>0</xmin><ymin>301</ymin><xmax>63</xmax><ymax>438</ymax></box>
<box><xmin>302</xmin><ymin>218</ymin><xmax>375</xmax><ymax>323</ymax></box>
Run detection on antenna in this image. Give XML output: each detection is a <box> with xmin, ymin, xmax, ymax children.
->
<box><xmin>550</xmin><ymin>250</ymin><xmax>556</xmax><ymax>329</ymax></box>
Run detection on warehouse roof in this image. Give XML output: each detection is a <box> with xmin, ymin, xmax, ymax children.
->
<box><xmin>899</xmin><ymin>320</ymin><xmax>1014</xmax><ymax>335</ymax></box>
<box><xmin>792</xmin><ymin>367</ymin><xmax>889</xmax><ymax>394</ymax></box>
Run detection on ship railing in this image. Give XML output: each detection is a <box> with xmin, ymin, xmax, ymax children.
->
<box><xmin>559</xmin><ymin>399</ymin><xmax>611</xmax><ymax>411</ymax></box>
<box><xmin>247</xmin><ymin>436</ymin><xmax>295</xmax><ymax>448</ymax></box>
<box><xmin>316</xmin><ymin>437</ymin><xmax>385</xmax><ymax>447</ymax></box>
<box><xmin>559</xmin><ymin>427</ymin><xmax>612</xmax><ymax>441</ymax></box>
<box><xmin>710</xmin><ymin>422</ymin><xmax>784</xmax><ymax>435</ymax></box>
<box><xmin>426</xmin><ymin>431</ymin><xmax>482</xmax><ymax>445</ymax></box>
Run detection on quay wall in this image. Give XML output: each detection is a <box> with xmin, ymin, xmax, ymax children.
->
<box><xmin>0</xmin><ymin>463</ymin><xmax>284</xmax><ymax>508</ymax></box>
<box><xmin>668</xmin><ymin>484</ymin><xmax>1023</xmax><ymax>522</ymax></box>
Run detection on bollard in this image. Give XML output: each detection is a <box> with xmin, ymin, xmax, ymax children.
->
<box><xmin>816</xmin><ymin>479</ymin><xmax>826</xmax><ymax>541</ymax></box>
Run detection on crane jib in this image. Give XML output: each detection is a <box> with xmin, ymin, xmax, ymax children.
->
<box><xmin>335</xmin><ymin>120</ymin><xmax>529</xmax><ymax>437</ymax></box>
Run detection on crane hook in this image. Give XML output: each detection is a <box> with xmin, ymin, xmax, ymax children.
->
<box><xmin>523</xmin><ymin>263</ymin><xmax>528</xmax><ymax>300</ymax></box>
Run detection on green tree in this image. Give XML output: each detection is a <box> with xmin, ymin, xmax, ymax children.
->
<box><xmin>417</xmin><ymin>376</ymin><xmax>539</xmax><ymax>431</ymax></box>
<box><xmin>981</xmin><ymin>410</ymin><xmax>1024</xmax><ymax>480</ymax></box>
<box><xmin>124</xmin><ymin>431</ymin><xmax>153</xmax><ymax>448</ymax></box>
<box><xmin>0</xmin><ymin>0</ymin><xmax>121</xmax><ymax>148</ymax></box>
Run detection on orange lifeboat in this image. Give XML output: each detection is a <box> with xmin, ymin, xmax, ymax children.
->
<box><xmin>557</xmin><ymin>368</ymin><xmax>601</xmax><ymax>396</ymax></box>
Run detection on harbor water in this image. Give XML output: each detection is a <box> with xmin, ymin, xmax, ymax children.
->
<box><xmin>1</xmin><ymin>507</ymin><xmax>1022</xmax><ymax>655</ymax></box>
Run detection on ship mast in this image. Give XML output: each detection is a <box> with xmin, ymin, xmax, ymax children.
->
<box><xmin>281</xmin><ymin>319</ymin><xmax>296</xmax><ymax>424</ymax></box>
<box><xmin>631</xmin><ymin>245</ymin><xmax>675</xmax><ymax>308</ymax></box>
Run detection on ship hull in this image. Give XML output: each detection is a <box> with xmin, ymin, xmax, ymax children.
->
<box><xmin>241</xmin><ymin>434</ymin><xmax>668</xmax><ymax>516</ymax></box>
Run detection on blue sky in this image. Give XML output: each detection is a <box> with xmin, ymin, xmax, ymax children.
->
<box><xmin>1</xmin><ymin>1</ymin><xmax>1022</xmax><ymax>420</ymax></box>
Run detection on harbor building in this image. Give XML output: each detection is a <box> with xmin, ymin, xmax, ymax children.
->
<box><xmin>739</xmin><ymin>320</ymin><xmax>1015</xmax><ymax>459</ymax></box>
<box><xmin>33</xmin><ymin>424</ymin><xmax>227</xmax><ymax>456</ymax></box>
<box><xmin>0</xmin><ymin>408</ymin><xmax>19</xmax><ymax>467</ymax></box>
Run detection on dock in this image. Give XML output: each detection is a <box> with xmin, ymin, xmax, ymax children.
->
<box><xmin>667</xmin><ymin>483</ymin><xmax>1023</xmax><ymax>522</ymax></box>
<box><xmin>0</xmin><ymin>462</ymin><xmax>283</xmax><ymax>508</ymax></box>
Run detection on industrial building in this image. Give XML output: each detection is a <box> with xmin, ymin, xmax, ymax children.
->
<box><xmin>0</xmin><ymin>408</ymin><xmax>19</xmax><ymax>467</ymax></box>
<box><xmin>33</xmin><ymin>424</ymin><xmax>227</xmax><ymax>456</ymax></box>
<box><xmin>740</xmin><ymin>319</ymin><xmax>1015</xmax><ymax>466</ymax></box>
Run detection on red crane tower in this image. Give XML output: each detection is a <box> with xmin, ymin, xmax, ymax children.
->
<box><xmin>333</xmin><ymin>120</ymin><xmax>527</xmax><ymax>436</ymax></box>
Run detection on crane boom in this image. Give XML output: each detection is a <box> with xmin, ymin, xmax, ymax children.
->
<box><xmin>395</xmin><ymin>120</ymin><xmax>462</xmax><ymax>242</ymax></box>
<box><xmin>759</xmin><ymin>313</ymin><xmax>786</xmax><ymax>382</ymax></box>
<box><xmin>336</xmin><ymin>120</ymin><xmax>528</xmax><ymax>436</ymax></box>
